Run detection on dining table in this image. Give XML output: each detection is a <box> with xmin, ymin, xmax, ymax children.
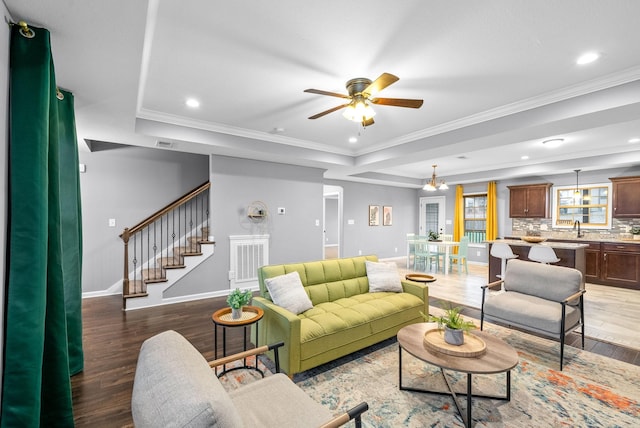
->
<box><xmin>408</xmin><ymin>238</ymin><xmax>460</xmax><ymax>275</ymax></box>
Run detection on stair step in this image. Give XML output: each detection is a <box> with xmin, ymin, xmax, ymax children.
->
<box><xmin>124</xmin><ymin>280</ymin><xmax>147</xmax><ymax>297</ymax></box>
<box><xmin>142</xmin><ymin>268</ymin><xmax>167</xmax><ymax>283</ymax></box>
<box><xmin>158</xmin><ymin>256</ymin><xmax>185</xmax><ymax>269</ymax></box>
<box><xmin>175</xmin><ymin>246</ymin><xmax>202</xmax><ymax>257</ymax></box>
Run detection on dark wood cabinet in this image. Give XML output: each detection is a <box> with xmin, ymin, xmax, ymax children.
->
<box><xmin>508</xmin><ymin>183</ymin><xmax>552</xmax><ymax>218</ymax></box>
<box><xmin>583</xmin><ymin>242</ymin><xmax>602</xmax><ymax>283</ymax></box>
<box><xmin>601</xmin><ymin>243</ymin><xmax>640</xmax><ymax>288</ymax></box>
<box><xmin>610</xmin><ymin>176</ymin><xmax>640</xmax><ymax>218</ymax></box>
<box><xmin>545</xmin><ymin>239</ymin><xmax>640</xmax><ymax>290</ymax></box>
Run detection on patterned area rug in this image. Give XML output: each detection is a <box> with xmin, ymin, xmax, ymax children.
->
<box><xmin>221</xmin><ymin>321</ymin><xmax>640</xmax><ymax>427</ymax></box>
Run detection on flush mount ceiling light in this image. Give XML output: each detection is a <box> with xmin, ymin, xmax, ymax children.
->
<box><xmin>423</xmin><ymin>164</ymin><xmax>448</xmax><ymax>191</ymax></box>
<box><xmin>629</xmin><ymin>137</ymin><xmax>640</xmax><ymax>143</ymax></box>
<box><xmin>542</xmin><ymin>138</ymin><xmax>564</xmax><ymax>148</ymax></box>
<box><xmin>576</xmin><ymin>51</ymin><xmax>600</xmax><ymax>65</ymax></box>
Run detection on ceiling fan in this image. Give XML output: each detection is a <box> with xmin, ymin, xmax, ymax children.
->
<box><xmin>304</xmin><ymin>73</ymin><xmax>423</xmax><ymax>127</ymax></box>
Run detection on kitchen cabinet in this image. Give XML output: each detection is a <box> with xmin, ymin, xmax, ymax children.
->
<box><xmin>610</xmin><ymin>176</ymin><xmax>640</xmax><ymax>218</ymax></box>
<box><xmin>507</xmin><ymin>183</ymin><xmax>552</xmax><ymax>218</ymax></box>
<box><xmin>601</xmin><ymin>242</ymin><xmax>640</xmax><ymax>289</ymax></box>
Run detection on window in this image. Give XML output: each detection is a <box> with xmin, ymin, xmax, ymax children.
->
<box><xmin>552</xmin><ymin>183</ymin><xmax>612</xmax><ymax>229</ymax></box>
<box><xmin>464</xmin><ymin>194</ymin><xmax>486</xmax><ymax>243</ymax></box>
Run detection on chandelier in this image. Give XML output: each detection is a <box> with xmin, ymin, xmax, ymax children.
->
<box><xmin>423</xmin><ymin>164</ymin><xmax>449</xmax><ymax>191</ymax></box>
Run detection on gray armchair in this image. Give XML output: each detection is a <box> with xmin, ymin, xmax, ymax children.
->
<box><xmin>132</xmin><ymin>330</ymin><xmax>368</xmax><ymax>427</ymax></box>
<box><xmin>480</xmin><ymin>259</ymin><xmax>585</xmax><ymax>370</ymax></box>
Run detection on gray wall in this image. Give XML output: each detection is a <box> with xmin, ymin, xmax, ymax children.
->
<box><xmin>1</xmin><ymin>2</ymin><xmax>10</xmax><ymax>396</ymax></box>
<box><xmin>170</xmin><ymin>155</ymin><xmax>325</xmax><ymax>296</ymax></box>
<box><xmin>326</xmin><ymin>179</ymin><xmax>419</xmax><ymax>259</ymax></box>
<box><xmin>78</xmin><ymin>146</ymin><xmax>209</xmax><ymax>293</ymax></box>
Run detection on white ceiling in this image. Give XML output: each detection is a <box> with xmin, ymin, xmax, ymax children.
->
<box><xmin>5</xmin><ymin>0</ymin><xmax>640</xmax><ymax>187</ymax></box>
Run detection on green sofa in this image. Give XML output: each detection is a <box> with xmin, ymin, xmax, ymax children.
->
<box><xmin>252</xmin><ymin>255</ymin><xmax>429</xmax><ymax>375</ymax></box>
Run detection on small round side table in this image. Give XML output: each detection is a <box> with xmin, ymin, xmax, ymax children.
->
<box><xmin>211</xmin><ymin>305</ymin><xmax>264</xmax><ymax>377</ymax></box>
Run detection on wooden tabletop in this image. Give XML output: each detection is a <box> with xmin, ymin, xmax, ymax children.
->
<box><xmin>397</xmin><ymin>323</ymin><xmax>519</xmax><ymax>375</ymax></box>
<box><xmin>211</xmin><ymin>305</ymin><xmax>264</xmax><ymax>327</ymax></box>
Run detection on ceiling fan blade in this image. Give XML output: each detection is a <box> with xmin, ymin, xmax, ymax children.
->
<box><xmin>304</xmin><ymin>88</ymin><xmax>351</xmax><ymax>99</ymax></box>
<box><xmin>363</xmin><ymin>73</ymin><xmax>399</xmax><ymax>97</ymax></box>
<box><xmin>370</xmin><ymin>97</ymin><xmax>423</xmax><ymax>108</ymax></box>
<box><xmin>308</xmin><ymin>103</ymin><xmax>351</xmax><ymax>119</ymax></box>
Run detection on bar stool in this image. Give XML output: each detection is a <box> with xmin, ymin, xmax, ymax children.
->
<box><xmin>528</xmin><ymin>245</ymin><xmax>561</xmax><ymax>264</ymax></box>
<box><xmin>490</xmin><ymin>243</ymin><xmax>518</xmax><ymax>279</ymax></box>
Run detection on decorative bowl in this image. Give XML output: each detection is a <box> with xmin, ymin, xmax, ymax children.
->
<box><xmin>521</xmin><ymin>236</ymin><xmax>547</xmax><ymax>243</ymax></box>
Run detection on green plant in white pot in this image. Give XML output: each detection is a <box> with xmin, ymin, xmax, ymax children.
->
<box><xmin>227</xmin><ymin>288</ymin><xmax>253</xmax><ymax>319</ymax></box>
<box><xmin>632</xmin><ymin>226</ymin><xmax>640</xmax><ymax>240</ymax></box>
<box><xmin>421</xmin><ymin>306</ymin><xmax>476</xmax><ymax>346</ymax></box>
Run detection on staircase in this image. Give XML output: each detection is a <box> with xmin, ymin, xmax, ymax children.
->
<box><xmin>119</xmin><ymin>182</ymin><xmax>214</xmax><ymax>310</ymax></box>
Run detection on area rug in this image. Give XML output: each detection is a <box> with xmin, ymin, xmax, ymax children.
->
<box><xmin>294</xmin><ymin>322</ymin><xmax>639</xmax><ymax>427</ymax></box>
<box><xmin>220</xmin><ymin>322</ymin><xmax>639</xmax><ymax>427</ymax></box>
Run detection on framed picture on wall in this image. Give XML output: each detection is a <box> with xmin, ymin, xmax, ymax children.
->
<box><xmin>383</xmin><ymin>206</ymin><xmax>393</xmax><ymax>226</ymax></box>
<box><xmin>369</xmin><ymin>205</ymin><xmax>380</xmax><ymax>226</ymax></box>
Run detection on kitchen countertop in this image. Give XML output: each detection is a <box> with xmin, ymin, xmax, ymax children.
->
<box><xmin>490</xmin><ymin>239</ymin><xmax>589</xmax><ymax>249</ymax></box>
<box><xmin>505</xmin><ymin>236</ymin><xmax>640</xmax><ymax>244</ymax></box>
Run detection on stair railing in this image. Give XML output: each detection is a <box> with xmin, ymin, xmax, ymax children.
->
<box><xmin>119</xmin><ymin>181</ymin><xmax>211</xmax><ymax>301</ymax></box>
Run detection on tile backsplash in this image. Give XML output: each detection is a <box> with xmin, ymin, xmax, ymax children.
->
<box><xmin>511</xmin><ymin>218</ymin><xmax>640</xmax><ymax>240</ymax></box>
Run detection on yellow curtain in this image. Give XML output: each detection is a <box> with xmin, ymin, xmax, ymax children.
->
<box><xmin>487</xmin><ymin>181</ymin><xmax>498</xmax><ymax>240</ymax></box>
<box><xmin>453</xmin><ymin>185</ymin><xmax>465</xmax><ymax>242</ymax></box>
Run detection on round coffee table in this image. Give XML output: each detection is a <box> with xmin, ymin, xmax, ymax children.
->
<box><xmin>211</xmin><ymin>305</ymin><xmax>264</xmax><ymax>377</ymax></box>
<box><xmin>397</xmin><ymin>322</ymin><xmax>518</xmax><ymax>427</ymax></box>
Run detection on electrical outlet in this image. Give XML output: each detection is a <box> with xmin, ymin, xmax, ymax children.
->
<box><xmin>477</xmin><ymin>251</ymin><xmax>481</xmax><ymax>257</ymax></box>
<box><xmin>358</xmin><ymin>250</ymin><xmax>362</xmax><ymax>255</ymax></box>
<box><xmin>108</xmin><ymin>218</ymin><xmax>116</xmax><ymax>227</ymax></box>
<box><xmin>394</xmin><ymin>247</ymin><xmax>398</xmax><ymax>253</ymax></box>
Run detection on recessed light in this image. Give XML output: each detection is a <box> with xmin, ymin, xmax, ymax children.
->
<box><xmin>185</xmin><ymin>98</ymin><xmax>200</xmax><ymax>108</ymax></box>
<box><xmin>348</xmin><ymin>137</ymin><xmax>358</xmax><ymax>143</ymax></box>
<box><xmin>542</xmin><ymin>138</ymin><xmax>564</xmax><ymax>148</ymax></box>
<box><xmin>521</xmin><ymin>155</ymin><xmax>529</xmax><ymax>160</ymax></box>
<box><xmin>576</xmin><ymin>52</ymin><xmax>600</xmax><ymax>65</ymax></box>
<box><xmin>629</xmin><ymin>137</ymin><xmax>640</xmax><ymax>143</ymax></box>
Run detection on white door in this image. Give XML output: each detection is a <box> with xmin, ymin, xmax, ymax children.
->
<box><xmin>419</xmin><ymin>196</ymin><xmax>446</xmax><ymax>237</ymax></box>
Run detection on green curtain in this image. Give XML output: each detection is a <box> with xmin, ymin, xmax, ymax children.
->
<box><xmin>487</xmin><ymin>181</ymin><xmax>498</xmax><ymax>241</ymax></box>
<box><xmin>2</xmin><ymin>24</ymin><xmax>83</xmax><ymax>427</ymax></box>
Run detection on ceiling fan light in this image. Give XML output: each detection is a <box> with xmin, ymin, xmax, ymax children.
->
<box><xmin>342</xmin><ymin>100</ymin><xmax>375</xmax><ymax>123</ymax></box>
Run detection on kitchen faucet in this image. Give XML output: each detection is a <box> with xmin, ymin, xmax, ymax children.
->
<box><xmin>573</xmin><ymin>220</ymin><xmax>584</xmax><ymax>238</ymax></box>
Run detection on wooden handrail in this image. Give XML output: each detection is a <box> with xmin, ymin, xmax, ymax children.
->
<box><xmin>119</xmin><ymin>181</ymin><xmax>210</xmax><ymax>239</ymax></box>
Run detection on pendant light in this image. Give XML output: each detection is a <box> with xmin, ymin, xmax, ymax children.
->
<box><xmin>423</xmin><ymin>165</ymin><xmax>448</xmax><ymax>191</ymax></box>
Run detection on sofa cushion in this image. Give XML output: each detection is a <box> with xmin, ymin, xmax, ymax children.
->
<box><xmin>131</xmin><ymin>330</ymin><xmax>243</xmax><ymax>428</ymax></box>
<box><xmin>264</xmin><ymin>271</ymin><xmax>313</xmax><ymax>314</ymax></box>
<box><xmin>365</xmin><ymin>260</ymin><xmax>403</xmax><ymax>292</ymax></box>
<box><xmin>297</xmin><ymin>292</ymin><xmax>424</xmax><ymax>359</ymax></box>
<box><xmin>504</xmin><ymin>259</ymin><xmax>582</xmax><ymax>302</ymax></box>
<box><xmin>483</xmin><ymin>292</ymin><xmax>582</xmax><ymax>335</ymax></box>
<box><xmin>229</xmin><ymin>373</ymin><xmax>333</xmax><ymax>428</ymax></box>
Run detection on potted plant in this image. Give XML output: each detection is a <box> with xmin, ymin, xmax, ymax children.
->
<box><xmin>421</xmin><ymin>306</ymin><xmax>476</xmax><ymax>345</ymax></box>
<box><xmin>428</xmin><ymin>230</ymin><xmax>440</xmax><ymax>242</ymax></box>
<box><xmin>632</xmin><ymin>226</ymin><xmax>640</xmax><ymax>240</ymax></box>
<box><xmin>227</xmin><ymin>288</ymin><xmax>253</xmax><ymax>319</ymax></box>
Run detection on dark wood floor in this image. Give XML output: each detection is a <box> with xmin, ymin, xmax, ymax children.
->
<box><xmin>73</xmin><ymin>294</ymin><xmax>639</xmax><ymax>427</ymax></box>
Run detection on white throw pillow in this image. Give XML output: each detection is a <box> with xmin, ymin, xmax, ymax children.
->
<box><xmin>264</xmin><ymin>271</ymin><xmax>313</xmax><ymax>314</ymax></box>
<box><xmin>366</xmin><ymin>260</ymin><xmax>403</xmax><ymax>293</ymax></box>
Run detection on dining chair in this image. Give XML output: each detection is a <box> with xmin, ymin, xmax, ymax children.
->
<box><xmin>448</xmin><ymin>236</ymin><xmax>469</xmax><ymax>274</ymax></box>
<box><xmin>414</xmin><ymin>240</ymin><xmax>438</xmax><ymax>272</ymax></box>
